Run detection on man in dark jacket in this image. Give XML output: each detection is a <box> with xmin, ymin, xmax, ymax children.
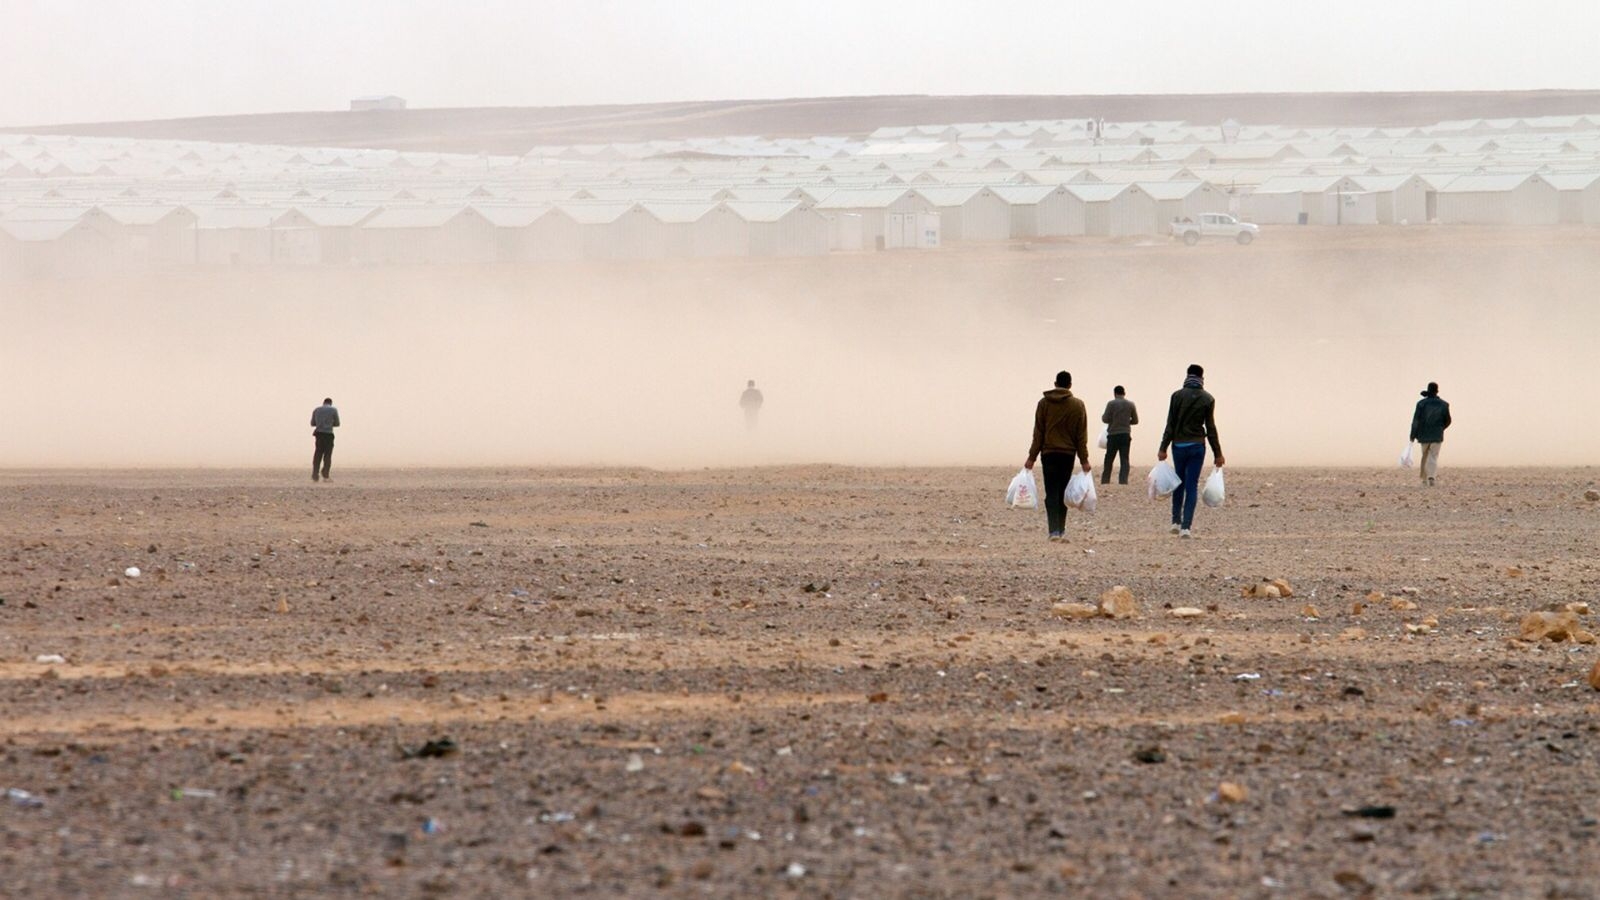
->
<box><xmin>310</xmin><ymin>398</ymin><xmax>340</xmax><ymax>483</ymax></box>
<box><xmin>1157</xmin><ymin>364</ymin><xmax>1225</xmax><ymax>538</ymax></box>
<box><xmin>1025</xmin><ymin>371</ymin><xmax>1092</xmax><ymax>542</ymax></box>
<box><xmin>1410</xmin><ymin>382</ymin><xmax>1452</xmax><ymax>486</ymax></box>
<box><xmin>1100</xmin><ymin>385</ymin><xmax>1139</xmax><ymax>485</ymax></box>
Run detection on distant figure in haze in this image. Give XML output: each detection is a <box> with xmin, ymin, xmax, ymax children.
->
<box><xmin>1101</xmin><ymin>385</ymin><xmax>1139</xmax><ymax>485</ymax></box>
<box><xmin>1024</xmin><ymin>370</ymin><xmax>1092</xmax><ymax>542</ymax></box>
<box><xmin>1158</xmin><ymin>364</ymin><xmax>1224</xmax><ymax>538</ymax></box>
<box><xmin>740</xmin><ymin>380</ymin><xmax>764</xmax><ymax>430</ymax></box>
<box><xmin>1410</xmin><ymin>382</ymin><xmax>1452</xmax><ymax>487</ymax></box>
<box><xmin>310</xmin><ymin>398</ymin><xmax>340</xmax><ymax>483</ymax></box>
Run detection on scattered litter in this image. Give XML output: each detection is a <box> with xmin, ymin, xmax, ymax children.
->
<box><xmin>1233</xmin><ymin>673</ymin><xmax>1262</xmax><ymax>682</ymax></box>
<box><xmin>172</xmin><ymin>787</ymin><xmax>217</xmax><ymax>799</ymax></box>
<box><xmin>123</xmin><ymin>567</ymin><xmax>141</xmax><ymax>578</ymax></box>
<box><xmin>6</xmin><ymin>788</ymin><xmax>44</xmax><ymax>808</ymax></box>
<box><xmin>1342</xmin><ymin>805</ymin><xmax>1396</xmax><ymax>819</ymax></box>
<box><xmin>421</xmin><ymin>818</ymin><xmax>442</xmax><ymax>834</ymax></box>
<box><xmin>785</xmin><ymin>862</ymin><xmax>807</xmax><ymax>878</ymax></box>
<box><xmin>34</xmin><ymin>654</ymin><xmax>66</xmax><ymax>665</ymax></box>
<box><xmin>400</xmin><ymin>737</ymin><xmax>460</xmax><ymax>759</ymax></box>
<box><xmin>1168</xmin><ymin>606</ymin><xmax>1204</xmax><ymax>619</ymax></box>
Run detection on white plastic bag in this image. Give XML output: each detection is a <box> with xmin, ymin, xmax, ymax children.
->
<box><xmin>1006</xmin><ymin>468</ymin><xmax>1038</xmax><ymax>509</ymax></box>
<box><xmin>1147</xmin><ymin>460</ymin><xmax>1181</xmax><ymax>499</ymax></box>
<box><xmin>1096</xmin><ymin>426</ymin><xmax>1109</xmax><ymax>450</ymax></box>
<box><xmin>1399</xmin><ymin>443</ymin><xmax>1414</xmax><ymax>468</ymax></box>
<box><xmin>1201</xmin><ymin>467</ymin><xmax>1226</xmax><ymax>508</ymax></box>
<box><xmin>1065</xmin><ymin>470</ymin><xmax>1096</xmax><ymax>511</ymax></box>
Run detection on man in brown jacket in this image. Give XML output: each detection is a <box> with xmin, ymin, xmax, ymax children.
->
<box><xmin>1024</xmin><ymin>371</ymin><xmax>1092</xmax><ymax>541</ymax></box>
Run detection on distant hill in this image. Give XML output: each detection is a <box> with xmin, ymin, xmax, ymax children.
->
<box><xmin>8</xmin><ymin>91</ymin><xmax>1600</xmax><ymax>154</ymax></box>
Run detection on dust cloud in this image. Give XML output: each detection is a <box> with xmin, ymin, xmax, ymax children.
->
<box><xmin>2</xmin><ymin>229</ymin><xmax>1596</xmax><ymax>470</ymax></box>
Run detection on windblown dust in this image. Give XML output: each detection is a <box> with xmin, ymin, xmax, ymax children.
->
<box><xmin>3</xmin><ymin>226</ymin><xmax>1595</xmax><ymax>468</ymax></box>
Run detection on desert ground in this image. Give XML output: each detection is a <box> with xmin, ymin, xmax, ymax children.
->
<box><xmin>2</xmin><ymin>464</ymin><xmax>1598</xmax><ymax>897</ymax></box>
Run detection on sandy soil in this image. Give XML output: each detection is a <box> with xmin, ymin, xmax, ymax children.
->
<box><xmin>12</xmin><ymin>90</ymin><xmax>1600</xmax><ymax>152</ymax></box>
<box><xmin>2</xmin><ymin>465</ymin><xmax>1598</xmax><ymax>897</ymax></box>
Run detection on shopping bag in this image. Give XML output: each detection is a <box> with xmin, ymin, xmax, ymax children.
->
<box><xmin>1399</xmin><ymin>443</ymin><xmax>1414</xmax><ymax>468</ymax></box>
<box><xmin>1006</xmin><ymin>468</ymin><xmax>1038</xmax><ymax>509</ymax></box>
<box><xmin>1065</xmin><ymin>471</ymin><xmax>1095</xmax><ymax>510</ymax></box>
<box><xmin>1096</xmin><ymin>426</ymin><xmax>1109</xmax><ymax>450</ymax></box>
<box><xmin>1201</xmin><ymin>467</ymin><xmax>1226</xmax><ymax>508</ymax></box>
<box><xmin>1147</xmin><ymin>460</ymin><xmax>1181</xmax><ymax>499</ymax></box>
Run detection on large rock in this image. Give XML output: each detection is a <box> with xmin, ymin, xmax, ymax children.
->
<box><xmin>1519</xmin><ymin>610</ymin><xmax>1581</xmax><ymax>642</ymax></box>
<box><xmin>1098</xmin><ymin>586</ymin><xmax>1139</xmax><ymax>620</ymax></box>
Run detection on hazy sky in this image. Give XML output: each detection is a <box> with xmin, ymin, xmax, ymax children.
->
<box><xmin>2</xmin><ymin>0</ymin><xmax>1598</xmax><ymax>127</ymax></box>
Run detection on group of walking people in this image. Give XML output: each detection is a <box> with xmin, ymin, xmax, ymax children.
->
<box><xmin>1024</xmin><ymin>363</ymin><xmax>1226</xmax><ymax>541</ymax></box>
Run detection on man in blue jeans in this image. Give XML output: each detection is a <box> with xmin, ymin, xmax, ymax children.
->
<box><xmin>1157</xmin><ymin>364</ymin><xmax>1224</xmax><ymax>538</ymax></box>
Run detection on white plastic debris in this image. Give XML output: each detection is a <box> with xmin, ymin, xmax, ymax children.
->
<box><xmin>35</xmin><ymin>654</ymin><xmax>66</xmax><ymax>665</ymax></box>
<box><xmin>124</xmin><ymin>567</ymin><xmax>141</xmax><ymax>578</ymax></box>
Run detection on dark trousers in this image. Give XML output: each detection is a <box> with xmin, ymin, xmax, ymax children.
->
<box><xmin>1101</xmin><ymin>433</ymin><xmax>1131</xmax><ymax>484</ymax></box>
<box><xmin>1170</xmin><ymin>442</ymin><xmax>1206</xmax><ymax>529</ymax></box>
<box><xmin>312</xmin><ymin>432</ymin><xmax>334</xmax><ymax>479</ymax></box>
<box><xmin>1041</xmin><ymin>452</ymin><xmax>1074</xmax><ymax>536</ymax></box>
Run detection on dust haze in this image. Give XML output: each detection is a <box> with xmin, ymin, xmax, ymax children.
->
<box><xmin>3</xmin><ymin>229</ymin><xmax>1595</xmax><ymax>470</ymax></box>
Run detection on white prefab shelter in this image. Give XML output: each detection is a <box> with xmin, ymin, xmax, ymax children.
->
<box><xmin>1350</xmin><ymin>174</ymin><xmax>1429</xmax><ymax>224</ymax></box>
<box><xmin>1066</xmin><ymin>183</ymin><xmax>1159</xmax><ymax>236</ymax></box>
<box><xmin>814</xmin><ymin>188</ymin><xmax>931</xmax><ymax>249</ymax></box>
<box><xmin>97</xmin><ymin>204</ymin><xmax>199</xmax><ymax>267</ymax></box>
<box><xmin>1543</xmin><ymin>172</ymin><xmax>1600</xmax><ymax>224</ymax></box>
<box><xmin>1140</xmin><ymin>181</ymin><xmax>1229</xmax><ymax>224</ymax></box>
<box><xmin>0</xmin><ymin>218</ymin><xmax>115</xmax><ymax>277</ymax></box>
<box><xmin>723</xmin><ymin>201</ymin><xmax>830</xmax><ymax>257</ymax></box>
<box><xmin>993</xmin><ymin>185</ymin><xmax>1087</xmax><ymax>237</ymax></box>
<box><xmin>1243</xmin><ymin>175</ymin><xmax>1365</xmax><ymax>225</ymax></box>
<box><xmin>1434</xmin><ymin>174</ymin><xmax>1561</xmax><ymax>225</ymax></box>
<box><xmin>910</xmin><ymin>186</ymin><xmax>1012</xmax><ymax>240</ymax></box>
<box><xmin>354</xmin><ymin>206</ymin><xmax>497</xmax><ymax>263</ymax></box>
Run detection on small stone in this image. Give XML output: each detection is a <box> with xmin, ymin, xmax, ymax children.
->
<box><xmin>1403</xmin><ymin>622</ymin><xmax>1432</xmax><ymax>635</ymax></box>
<box><xmin>1169</xmin><ymin>607</ymin><xmax>1204</xmax><ymax>619</ymax></box>
<box><xmin>1565</xmin><ymin>602</ymin><xmax>1590</xmax><ymax>615</ymax></box>
<box><xmin>1218</xmin><ymin>711</ymin><xmax>1246</xmax><ymax>725</ymax></box>
<box><xmin>1588</xmin><ymin>659</ymin><xmax>1600</xmax><ymax>691</ymax></box>
<box><xmin>785</xmin><ymin>862</ymin><xmax>807</xmax><ymax>878</ymax></box>
<box><xmin>123</xmin><ymin>567</ymin><xmax>141</xmax><ymax>578</ymax></box>
<box><xmin>1584</xmin><ymin>489</ymin><xmax>1600</xmax><ymax>502</ymax></box>
<box><xmin>1132</xmin><ymin>746</ymin><xmax>1166</xmax><ymax>764</ymax></box>
<box><xmin>1270</xmin><ymin>579</ymin><xmax>1295</xmax><ymax>598</ymax></box>
<box><xmin>1050</xmin><ymin>602</ymin><xmax>1099</xmax><ymax>620</ymax></box>
<box><xmin>625</xmin><ymin>754</ymin><xmax>644</xmax><ymax>773</ymax></box>
<box><xmin>866</xmin><ymin>692</ymin><xmax>889</xmax><ymax>704</ymax></box>
<box><xmin>1505</xmin><ymin>566</ymin><xmax>1524</xmax><ymax>578</ymax></box>
<box><xmin>677</xmin><ymin>821</ymin><xmax>706</xmax><ymax>837</ymax></box>
<box><xmin>1097</xmin><ymin>586</ymin><xmax>1139</xmax><ymax>620</ymax></box>
<box><xmin>695</xmin><ymin>786</ymin><xmax>726</xmax><ymax>801</ymax></box>
<box><xmin>1388</xmin><ymin>597</ymin><xmax>1418</xmax><ymax>611</ymax></box>
<box><xmin>1574</xmin><ymin>629</ymin><xmax>1597</xmax><ymax>645</ymax></box>
<box><xmin>1519</xmin><ymin>611</ymin><xmax>1580</xmax><ymax>642</ymax></box>
<box><xmin>1365</xmin><ymin>590</ymin><xmax>1386</xmax><ymax>604</ymax></box>
<box><xmin>689</xmin><ymin>860</ymin><xmax>714</xmax><ymax>880</ymax></box>
<box><xmin>276</xmin><ymin>597</ymin><xmax>289</xmax><ymax>614</ymax></box>
<box><xmin>1340</xmin><ymin>627</ymin><xmax>1368</xmax><ymax>641</ymax></box>
<box><xmin>1302</xmin><ymin>604</ymin><xmax>1320</xmax><ymax>618</ymax></box>
<box><xmin>1217</xmin><ymin>782</ymin><xmax>1248</xmax><ymax>803</ymax></box>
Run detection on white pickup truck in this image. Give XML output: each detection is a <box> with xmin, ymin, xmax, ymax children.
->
<box><xmin>1171</xmin><ymin>213</ymin><xmax>1260</xmax><ymax>245</ymax></box>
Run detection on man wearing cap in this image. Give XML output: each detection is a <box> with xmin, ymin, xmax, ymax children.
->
<box><xmin>1410</xmin><ymin>382</ymin><xmax>1452</xmax><ymax>487</ymax></box>
<box><xmin>1100</xmin><ymin>385</ymin><xmax>1138</xmax><ymax>485</ymax></box>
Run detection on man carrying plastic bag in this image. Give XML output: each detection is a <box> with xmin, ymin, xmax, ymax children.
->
<box><xmin>1024</xmin><ymin>370</ymin><xmax>1092</xmax><ymax>542</ymax></box>
<box><xmin>1157</xmin><ymin>363</ymin><xmax>1225</xmax><ymax>538</ymax></box>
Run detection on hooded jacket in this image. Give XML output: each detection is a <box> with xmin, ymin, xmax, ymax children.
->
<box><xmin>1028</xmin><ymin>388</ymin><xmax>1089</xmax><ymax>467</ymax></box>
<box><xmin>1410</xmin><ymin>396</ymin><xmax>1451</xmax><ymax>443</ymax></box>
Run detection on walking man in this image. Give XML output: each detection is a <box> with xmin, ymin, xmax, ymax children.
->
<box><xmin>740</xmin><ymin>380</ymin><xmax>763</xmax><ymax>430</ymax></box>
<box><xmin>310</xmin><ymin>397</ymin><xmax>339</xmax><ymax>482</ymax></box>
<box><xmin>1157</xmin><ymin>364</ymin><xmax>1224</xmax><ymax>538</ymax></box>
<box><xmin>1024</xmin><ymin>371</ymin><xmax>1092</xmax><ymax>542</ymax></box>
<box><xmin>1410</xmin><ymin>382</ymin><xmax>1452</xmax><ymax>487</ymax></box>
<box><xmin>1101</xmin><ymin>385</ymin><xmax>1139</xmax><ymax>485</ymax></box>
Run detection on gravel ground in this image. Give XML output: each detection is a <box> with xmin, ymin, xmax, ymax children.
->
<box><xmin>2</xmin><ymin>466</ymin><xmax>1598</xmax><ymax>898</ymax></box>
